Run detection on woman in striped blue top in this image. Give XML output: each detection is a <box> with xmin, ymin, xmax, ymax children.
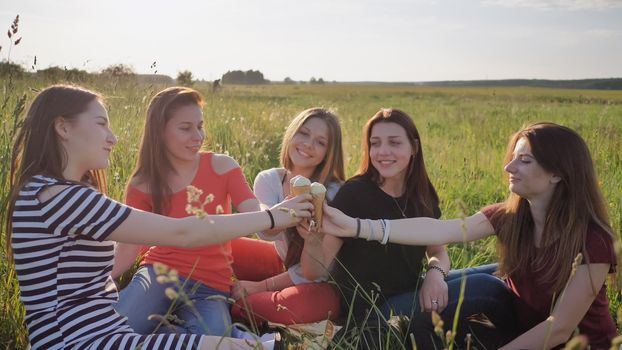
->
<box><xmin>6</xmin><ymin>84</ymin><xmax>311</xmax><ymax>350</ymax></box>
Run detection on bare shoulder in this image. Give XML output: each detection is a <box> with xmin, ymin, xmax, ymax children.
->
<box><xmin>38</xmin><ymin>185</ymin><xmax>71</xmax><ymax>203</ymax></box>
<box><xmin>128</xmin><ymin>175</ymin><xmax>149</xmax><ymax>193</ymax></box>
<box><xmin>212</xmin><ymin>153</ymin><xmax>241</xmax><ymax>175</ymax></box>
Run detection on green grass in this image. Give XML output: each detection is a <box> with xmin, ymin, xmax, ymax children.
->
<box><xmin>1</xmin><ymin>77</ymin><xmax>621</xmax><ymax>349</ymax></box>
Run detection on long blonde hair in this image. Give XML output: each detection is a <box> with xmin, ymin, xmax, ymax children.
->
<box><xmin>279</xmin><ymin>107</ymin><xmax>346</xmax><ymax>267</ymax></box>
<box><xmin>279</xmin><ymin>107</ymin><xmax>345</xmax><ymax>184</ymax></box>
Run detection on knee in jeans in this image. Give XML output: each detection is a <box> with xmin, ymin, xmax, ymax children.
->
<box><xmin>477</xmin><ymin>274</ymin><xmax>510</xmax><ymax>295</ymax></box>
<box><xmin>468</xmin><ymin>273</ymin><xmax>506</xmax><ymax>291</ymax></box>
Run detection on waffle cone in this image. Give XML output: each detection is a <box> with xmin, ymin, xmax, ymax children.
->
<box><xmin>312</xmin><ymin>192</ymin><xmax>325</xmax><ymax>228</ymax></box>
<box><xmin>292</xmin><ymin>185</ymin><xmax>310</xmax><ymax>196</ymax></box>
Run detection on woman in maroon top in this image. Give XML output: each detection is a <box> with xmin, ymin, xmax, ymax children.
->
<box><xmin>320</xmin><ymin>122</ymin><xmax>617</xmax><ymax>349</ymax></box>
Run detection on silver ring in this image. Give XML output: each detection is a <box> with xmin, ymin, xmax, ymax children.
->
<box><xmin>431</xmin><ymin>299</ymin><xmax>439</xmax><ymax>305</ymax></box>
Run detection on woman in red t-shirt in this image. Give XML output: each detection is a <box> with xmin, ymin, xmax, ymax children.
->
<box><xmin>111</xmin><ymin>87</ymin><xmax>263</xmax><ymax>338</ymax></box>
<box><xmin>321</xmin><ymin>122</ymin><xmax>617</xmax><ymax>349</ymax></box>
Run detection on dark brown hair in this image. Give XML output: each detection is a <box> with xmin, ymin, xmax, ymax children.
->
<box><xmin>355</xmin><ymin>108</ymin><xmax>439</xmax><ymax>218</ymax></box>
<box><xmin>493</xmin><ymin>122</ymin><xmax>614</xmax><ymax>293</ymax></box>
<box><xmin>7</xmin><ymin>84</ymin><xmax>106</xmax><ymax>257</ymax></box>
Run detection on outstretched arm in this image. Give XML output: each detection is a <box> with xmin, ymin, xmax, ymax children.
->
<box><xmin>321</xmin><ymin>203</ymin><xmax>495</xmax><ymax>245</ymax></box>
<box><xmin>108</xmin><ymin>194</ymin><xmax>313</xmax><ymax>247</ymax></box>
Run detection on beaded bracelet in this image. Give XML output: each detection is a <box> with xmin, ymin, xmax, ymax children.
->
<box><xmin>427</xmin><ymin>265</ymin><xmax>448</xmax><ymax>279</ymax></box>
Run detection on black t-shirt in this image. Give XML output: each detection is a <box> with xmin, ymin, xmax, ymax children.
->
<box><xmin>330</xmin><ymin>175</ymin><xmax>441</xmax><ymax>317</ymax></box>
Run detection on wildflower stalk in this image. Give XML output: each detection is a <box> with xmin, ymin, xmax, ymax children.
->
<box><xmin>448</xmin><ymin>200</ymin><xmax>469</xmax><ymax>350</ymax></box>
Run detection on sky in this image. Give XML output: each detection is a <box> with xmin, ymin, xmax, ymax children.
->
<box><xmin>1</xmin><ymin>0</ymin><xmax>621</xmax><ymax>82</ymax></box>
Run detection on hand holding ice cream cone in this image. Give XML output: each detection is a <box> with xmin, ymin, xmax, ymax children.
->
<box><xmin>288</xmin><ymin>175</ymin><xmax>311</xmax><ymax>225</ymax></box>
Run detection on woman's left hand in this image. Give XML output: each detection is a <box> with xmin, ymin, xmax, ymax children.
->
<box><xmin>419</xmin><ymin>269</ymin><xmax>448</xmax><ymax>313</ymax></box>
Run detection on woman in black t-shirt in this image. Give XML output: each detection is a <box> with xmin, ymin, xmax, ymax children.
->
<box><xmin>301</xmin><ymin>108</ymin><xmax>450</xmax><ymax>321</ymax></box>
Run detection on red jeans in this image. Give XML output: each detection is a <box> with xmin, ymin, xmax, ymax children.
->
<box><xmin>230</xmin><ymin>237</ymin><xmax>340</xmax><ymax>325</ymax></box>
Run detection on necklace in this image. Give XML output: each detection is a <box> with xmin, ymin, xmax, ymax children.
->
<box><xmin>392</xmin><ymin>196</ymin><xmax>408</xmax><ymax>218</ymax></box>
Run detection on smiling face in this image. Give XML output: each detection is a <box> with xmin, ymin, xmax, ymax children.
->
<box><xmin>287</xmin><ymin>117</ymin><xmax>329</xmax><ymax>172</ymax></box>
<box><xmin>369</xmin><ymin>121</ymin><xmax>415</xmax><ymax>184</ymax></box>
<box><xmin>504</xmin><ymin>137</ymin><xmax>560</xmax><ymax>201</ymax></box>
<box><xmin>59</xmin><ymin>99</ymin><xmax>117</xmax><ymax>178</ymax></box>
<box><xmin>162</xmin><ymin>103</ymin><xmax>205</xmax><ymax>163</ymax></box>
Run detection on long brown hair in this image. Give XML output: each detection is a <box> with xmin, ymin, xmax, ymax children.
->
<box><xmin>493</xmin><ymin>122</ymin><xmax>614</xmax><ymax>293</ymax></box>
<box><xmin>280</xmin><ymin>107</ymin><xmax>346</xmax><ymax>267</ymax></box>
<box><xmin>129</xmin><ymin>87</ymin><xmax>203</xmax><ymax>214</ymax></box>
<box><xmin>355</xmin><ymin>108</ymin><xmax>439</xmax><ymax>218</ymax></box>
<box><xmin>6</xmin><ymin>84</ymin><xmax>107</xmax><ymax>257</ymax></box>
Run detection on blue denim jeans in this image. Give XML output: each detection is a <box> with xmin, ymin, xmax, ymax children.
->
<box><xmin>114</xmin><ymin>264</ymin><xmax>232</xmax><ymax>336</ymax></box>
<box><xmin>374</xmin><ymin>264</ymin><xmax>509</xmax><ymax>316</ymax></box>
<box><xmin>410</xmin><ymin>264</ymin><xmax>520</xmax><ymax>349</ymax></box>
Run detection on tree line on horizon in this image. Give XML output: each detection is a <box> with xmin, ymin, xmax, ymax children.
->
<box><xmin>0</xmin><ymin>61</ymin><xmax>330</xmax><ymax>87</ymax></box>
<box><xmin>1</xmin><ymin>60</ymin><xmax>621</xmax><ymax>90</ymax></box>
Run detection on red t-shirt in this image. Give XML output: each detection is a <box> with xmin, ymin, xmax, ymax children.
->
<box><xmin>126</xmin><ymin>152</ymin><xmax>255</xmax><ymax>292</ymax></box>
<box><xmin>481</xmin><ymin>203</ymin><xmax>617</xmax><ymax>349</ymax></box>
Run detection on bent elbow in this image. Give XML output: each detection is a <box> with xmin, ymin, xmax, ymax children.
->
<box><xmin>175</xmin><ymin>228</ymin><xmax>197</xmax><ymax>249</ymax></box>
<box><xmin>549</xmin><ymin>325</ymin><xmax>577</xmax><ymax>348</ymax></box>
<box><xmin>303</xmin><ymin>269</ymin><xmax>321</xmax><ymax>281</ymax></box>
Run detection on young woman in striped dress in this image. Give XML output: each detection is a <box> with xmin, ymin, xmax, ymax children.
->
<box><xmin>6</xmin><ymin>84</ymin><xmax>311</xmax><ymax>349</ymax></box>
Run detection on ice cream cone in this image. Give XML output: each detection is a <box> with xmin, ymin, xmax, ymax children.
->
<box><xmin>310</xmin><ymin>182</ymin><xmax>326</xmax><ymax>230</ymax></box>
<box><xmin>291</xmin><ymin>176</ymin><xmax>311</xmax><ymax>196</ymax></box>
<box><xmin>289</xmin><ymin>175</ymin><xmax>301</xmax><ymax>195</ymax></box>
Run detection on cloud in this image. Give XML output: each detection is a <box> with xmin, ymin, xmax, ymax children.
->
<box><xmin>585</xmin><ymin>28</ymin><xmax>622</xmax><ymax>38</ymax></box>
<box><xmin>481</xmin><ymin>0</ymin><xmax>622</xmax><ymax>11</ymax></box>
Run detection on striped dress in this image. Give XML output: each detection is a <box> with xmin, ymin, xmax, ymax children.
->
<box><xmin>12</xmin><ymin>175</ymin><xmax>203</xmax><ymax>349</ymax></box>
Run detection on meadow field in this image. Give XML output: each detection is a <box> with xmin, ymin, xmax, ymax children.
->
<box><xmin>0</xmin><ymin>77</ymin><xmax>620</xmax><ymax>349</ymax></box>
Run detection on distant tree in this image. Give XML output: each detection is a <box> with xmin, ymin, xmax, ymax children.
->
<box><xmin>309</xmin><ymin>77</ymin><xmax>325</xmax><ymax>85</ymax></box>
<box><xmin>246</xmin><ymin>70</ymin><xmax>267</xmax><ymax>84</ymax></box>
<box><xmin>101</xmin><ymin>64</ymin><xmax>135</xmax><ymax>77</ymax></box>
<box><xmin>222</xmin><ymin>70</ymin><xmax>245</xmax><ymax>84</ymax></box>
<box><xmin>38</xmin><ymin>66</ymin><xmax>89</xmax><ymax>82</ymax></box>
<box><xmin>177</xmin><ymin>70</ymin><xmax>194</xmax><ymax>86</ymax></box>
<box><xmin>0</xmin><ymin>61</ymin><xmax>25</xmax><ymax>78</ymax></box>
<box><xmin>284</xmin><ymin>77</ymin><xmax>294</xmax><ymax>84</ymax></box>
<box><xmin>221</xmin><ymin>69</ymin><xmax>268</xmax><ymax>84</ymax></box>
<box><xmin>38</xmin><ymin>66</ymin><xmax>64</xmax><ymax>80</ymax></box>
<box><xmin>64</xmin><ymin>68</ymin><xmax>89</xmax><ymax>82</ymax></box>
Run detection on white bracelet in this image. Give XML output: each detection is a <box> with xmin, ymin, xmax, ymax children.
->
<box><xmin>381</xmin><ymin>219</ymin><xmax>391</xmax><ymax>245</ymax></box>
<box><xmin>378</xmin><ymin>219</ymin><xmax>385</xmax><ymax>243</ymax></box>
<box><xmin>366</xmin><ymin>219</ymin><xmax>375</xmax><ymax>241</ymax></box>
